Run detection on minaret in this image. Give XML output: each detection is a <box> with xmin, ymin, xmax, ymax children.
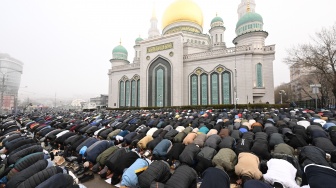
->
<box><xmin>209</xmin><ymin>13</ymin><xmax>226</xmax><ymax>50</ymax></box>
<box><xmin>237</xmin><ymin>0</ymin><xmax>256</xmax><ymax>19</ymax></box>
<box><xmin>133</xmin><ymin>35</ymin><xmax>143</xmax><ymax>63</ymax></box>
<box><xmin>148</xmin><ymin>3</ymin><xmax>160</xmax><ymax>38</ymax></box>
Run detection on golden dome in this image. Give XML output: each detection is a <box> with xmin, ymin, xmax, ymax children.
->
<box><xmin>162</xmin><ymin>0</ymin><xmax>203</xmax><ymax>29</ymax></box>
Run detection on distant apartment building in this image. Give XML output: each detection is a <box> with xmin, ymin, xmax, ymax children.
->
<box><xmin>289</xmin><ymin>63</ymin><xmax>335</xmax><ymax>108</ymax></box>
<box><xmin>0</xmin><ymin>53</ymin><xmax>23</xmax><ymax>113</ymax></box>
<box><xmin>90</xmin><ymin>94</ymin><xmax>108</xmax><ymax>109</ymax></box>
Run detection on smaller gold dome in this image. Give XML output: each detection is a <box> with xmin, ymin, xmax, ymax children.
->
<box><xmin>162</xmin><ymin>0</ymin><xmax>203</xmax><ymax>29</ymax></box>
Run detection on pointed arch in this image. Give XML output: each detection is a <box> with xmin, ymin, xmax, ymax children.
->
<box><xmin>148</xmin><ymin>57</ymin><xmax>172</xmax><ymax>107</ymax></box>
<box><xmin>211</xmin><ymin>72</ymin><xmax>219</xmax><ymax>105</ymax></box>
<box><xmin>200</xmin><ymin>73</ymin><xmax>208</xmax><ymax>105</ymax></box>
<box><xmin>222</xmin><ymin>71</ymin><xmax>231</xmax><ymax>104</ymax></box>
<box><xmin>256</xmin><ymin>63</ymin><xmax>263</xmax><ymax>87</ymax></box>
<box><xmin>119</xmin><ymin>80</ymin><xmax>125</xmax><ymax>107</ymax></box>
<box><xmin>190</xmin><ymin>74</ymin><xmax>198</xmax><ymax>105</ymax></box>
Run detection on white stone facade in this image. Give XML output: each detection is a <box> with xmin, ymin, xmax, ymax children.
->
<box><xmin>108</xmin><ymin>0</ymin><xmax>275</xmax><ymax>108</ymax></box>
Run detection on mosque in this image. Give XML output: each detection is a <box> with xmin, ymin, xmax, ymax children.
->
<box><xmin>107</xmin><ymin>0</ymin><xmax>275</xmax><ymax>108</ymax></box>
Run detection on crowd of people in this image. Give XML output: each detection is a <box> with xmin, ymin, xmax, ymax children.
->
<box><xmin>0</xmin><ymin>107</ymin><xmax>335</xmax><ymax>188</ymax></box>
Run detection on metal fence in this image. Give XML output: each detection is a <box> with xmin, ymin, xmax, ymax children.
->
<box><xmin>294</xmin><ymin>98</ymin><xmax>336</xmax><ymax>110</ymax></box>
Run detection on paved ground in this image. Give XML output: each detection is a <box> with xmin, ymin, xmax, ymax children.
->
<box><xmin>82</xmin><ymin>174</ymin><xmax>116</xmax><ymax>188</ymax></box>
<box><xmin>79</xmin><ymin>174</ymin><xmax>241</xmax><ymax>188</ymax></box>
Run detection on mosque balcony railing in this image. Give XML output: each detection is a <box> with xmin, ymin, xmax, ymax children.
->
<box><xmin>183</xmin><ymin>44</ymin><xmax>275</xmax><ymax>61</ymax></box>
<box><xmin>112</xmin><ymin>63</ymin><xmax>140</xmax><ymax>71</ymax></box>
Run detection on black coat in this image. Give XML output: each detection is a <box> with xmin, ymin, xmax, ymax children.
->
<box><xmin>7</xmin><ymin>159</ymin><xmax>48</xmax><ymax>188</ymax></box>
<box><xmin>179</xmin><ymin>144</ymin><xmax>201</xmax><ymax>166</ymax></box>
<box><xmin>200</xmin><ymin>167</ymin><xmax>230</xmax><ymax>188</ymax></box>
<box><xmin>299</xmin><ymin>146</ymin><xmax>330</xmax><ymax>168</ymax></box>
<box><xmin>35</xmin><ymin>173</ymin><xmax>74</xmax><ymax>188</ymax></box>
<box><xmin>165</xmin><ymin>165</ymin><xmax>197</xmax><ymax>188</ymax></box>
<box><xmin>7</xmin><ymin>152</ymin><xmax>44</xmax><ymax>180</ymax></box>
<box><xmin>17</xmin><ymin>166</ymin><xmax>63</xmax><ymax>188</ymax></box>
<box><xmin>138</xmin><ymin>161</ymin><xmax>171</xmax><ymax>188</ymax></box>
<box><xmin>8</xmin><ymin>145</ymin><xmax>43</xmax><ymax>165</ymax></box>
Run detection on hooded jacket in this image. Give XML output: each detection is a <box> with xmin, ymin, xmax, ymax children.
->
<box><xmin>179</xmin><ymin>144</ymin><xmax>201</xmax><ymax>166</ymax></box>
<box><xmin>263</xmin><ymin>159</ymin><xmax>300</xmax><ymax>188</ymax></box>
<box><xmin>235</xmin><ymin>152</ymin><xmax>262</xmax><ymax>180</ymax></box>
<box><xmin>152</xmin><ymin>139</ymin><xmax>172</xmax><ymax>159</ymax></box>
<box><xmin>17</xmin><ymin>166</ymin><xmax>63</xmax><ymax>188</ymax></box>
<box><xmin>212</xmin><ymin>148</ymin><xmax>237</xmax><ymax>171</ymax></box>
<box><xmin>200</xmin><ymin>167</ymin><xmax>230</xmax><ymax>188</ymax></box>
<box><xmin>121</xmin><ymin>158</ymin><xmax>150</xmax><ymax>187</ymax></box>
<box><xmin>7</xmin><ymin>159</ymin><xmax>48</xmax><ymax>188</ymax></box>
<box><xmin>165</xmin><ymin>165</ymin><xmax>197</xmax><ymax>188</ymax></box>
<box><xmin>85</xmin><ymin>140</ymin><xmax>114</xmax><ymax>163</ymax></box>
<box><xmin>192</xmin><ymin>133</ymin><xmax>207</xmax><ymax>148</ymax></box>
<box><xmin>138</xmin><ymin>161</ymin><xmax>171</xmax><ymax>188</ymax></box>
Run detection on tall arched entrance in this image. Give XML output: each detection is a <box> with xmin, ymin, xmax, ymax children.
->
<box><xmin>148</xmin><ymin>57</ymin><xmax>171</xmax><ymax>107</ymax></box>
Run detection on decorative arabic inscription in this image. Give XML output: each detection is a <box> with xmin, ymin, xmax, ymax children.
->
<box><xmin>147</xmin><ymin>42</ymin><xmax>174</xmax><ymax>53</ymax></box>
<box><xmin>165</xmin><ymin>26</ymin><xmax>201</xmax><ymax>35</ymax></box>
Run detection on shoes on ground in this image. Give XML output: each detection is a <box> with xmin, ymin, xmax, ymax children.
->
<box><xmin>79</xmin><ymin>172</ymin><xmax>94</xmax><ymax>183</ymax></box>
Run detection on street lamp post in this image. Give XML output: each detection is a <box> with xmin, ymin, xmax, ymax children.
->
<box><xmin>234</xmin><ymin>42</ymin><xmax>238</xmax><ymax>111</ymax></box>
<box><xmin>279</xmin><ymin>90</ymin><xmax>286</xmax><ymax>104</ymax></box>
<box><xmin>310</xmin><ymin>84</ymin><xmax>321</xmax><ymax>110</ymax></box>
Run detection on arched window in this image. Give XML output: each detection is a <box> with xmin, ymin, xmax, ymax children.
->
<box><xmin>137</xmin><ymin>79</ymin><xmax>140</xmax><ymax>107</ymax></box>
<box><xmin>156</xmin><ymin>68</ymin><xmax>164</xmax><ymax>107</ymax></box>
<box><xmin>131</xmin><ymin>80</ymin><xmax>136</xmax><ymax>107</ymax></box>
<box><xmin>216</xmin><ymin>34</ymin><xmax>218</xmax><ymax>43</ymax></box>
<box><xmin>220</xmin><ymin>34</ymin><xmax>223</xmax><ymax>42</ymax></box>
<box><xmin>119</xmin><ymin>81</ymin><xmax>125</xmax><ymax>107</ymax></box>
<box><xmin>222</xmin><ymin>71</ymin><xmax>231</xmax><ymax>104</ymax></box>
<box><xmin>200</xmin><ymin>74</ymin><xmax>208</xmax><ymax>105</ymax></box>
<box><xmin>211</xmin><ymin>73</ymin><xmax>219</xmax><ymax>105</ymax></box>
<box><xmin>190</xmin><ymin>74</ymin><xmax>198</xmax><ymax>105</ymax></box>
<box><xmin>256</xmin><ymin>63</ymin><xmax>263</xmax><ymax>87</ymax></box>
<box><xmin>125</xmin><ymin>80</ymin><xmax>130</xmax><ymax>106</ymax></box>
<box><xmin>148</xmin><ymin>58</ymin><xmax>171</xmax><ymax>107</ymax></box>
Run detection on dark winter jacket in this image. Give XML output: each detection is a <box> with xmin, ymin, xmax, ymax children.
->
<box><xmin>200</xmin><ymin>167</ymin><xmax>230</xmax><ymax>188</ymax></box>
<box><xmin>85</xmin><ymin>140</ymin><xmax>114</xmax><ymax>163</ymax></box>
<box><xmin>138</xmin><ymin>161</ymin><xmax>171</xmax><ymax>188</ymax></box>
<box><xmin>197</xmin><ymin>146</ymin><xmax>217</xmax><ymax>161</ymax></box>
<box><xmin>299</xmin><ymin>146</ymin><xmax>330</xmax><ymax>167</ymax></box>
<box><xmin>243</xmin><ymin>180</ymin><xmax>273</xmax><ymax>188</ymax></box>
<box><xmin>17</xmin><ymin>166</ymin><xmax>63</xmax><ymax>188</ymax></box>
<box><xmin>313</xmin><ymin>137</ymin><xmax>336</xmax><ymax>153</ymax></box>
<box><xmin>165</xmin><ymin>165</ymin><xmax>197</xmax><ymax>188</ymax></box>
<box><xmin>269</xmin><ymin>133</ymin><xmax>284</xmax><ymax>149</ymax></box>
<box><xmin>35</xmin><ymin>173</ymin><xmax>74</xmax><ymax>188</ymax></box>
<box><xmin>8</xmin><ymin>145</ymin><xmax>43</xmax><ymax>165</ymax></box>
<box><xmin>166</xmin><ymin>143</ymin><xmax>185</xmax><ymax>165</ymax></box>
<box><xmin>179</xmin><ymin>144</ymin><xmax>201</xmax><ymax>166</ymax></box>
<box><xmin>251</xmin><ymin>141</ymin><xmax>271</xmax><ymax>160</ymax></box>
<box><xmin>218</xmin><ymin>136</ymin><xmax>236</xmax><ymax>150</ymax></box>
<box><xmin>192</xmin><ymin>133</ymin><xmax>207</xmax><ymax>147</ymax></box>
<box><xmin>204</xmin><ymin>134</ymin><xmax>221</xmax><ymax>150</ymax></box>
<box><xmin>164</xmin><ymin>129</ymin><xmax>179</xmax><ymax>140</ymax></box>
<box><xmin>7</xmin><ymin>159</ymin><xmax>48</xmax><ymax>188</ymax></box>
<box><xmin>75</xmin><ymin>137</ymin><xmax>98</xmax><ymax>153</ymax></box>
<box><xmin>106</xmin><ymin>148</ymin><xmax>129</xmax><ymax>172</ymax></box>
<box><xmin>7</xmin><ymin>152</ymin><xmax>44</xmax><ymax>180</ymax></box>
<box><xmin>96</xmin><ymin>146</ymin><xmax>118</xmax><ymax>166</ymax></box>
<box><xmin>147</xmin><ymin>136</ymin><xmax>163</xmax><ymax>151</ymax></box>
<box><xmin>235</xmin><ymin>138</ymin><xmax>252</xmax><ymax>155</ymax></box>
<box><xmin>114</xmin><ymin>151</ymin><xmax>139</xmax><ymax>176</ymax></box>
<box><xmin>304</xmin><ymin>164</ymin><xmax>336</xmax><ymax>188</ymax></box>
<box><xmin>194</xmin><ymin>155</ymin><xmax>213</xmax><ymax>174</ymax></box>
<box><xmin>152</xmin><ymin>139</ymin><xmax>172</xmax><ymax>160</ymax></box>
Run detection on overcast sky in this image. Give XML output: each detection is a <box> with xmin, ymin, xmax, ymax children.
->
<box><xmin>0</xmin><ymin>0</ymin><xmax>335</xmax><ymax>102</ymax></box>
